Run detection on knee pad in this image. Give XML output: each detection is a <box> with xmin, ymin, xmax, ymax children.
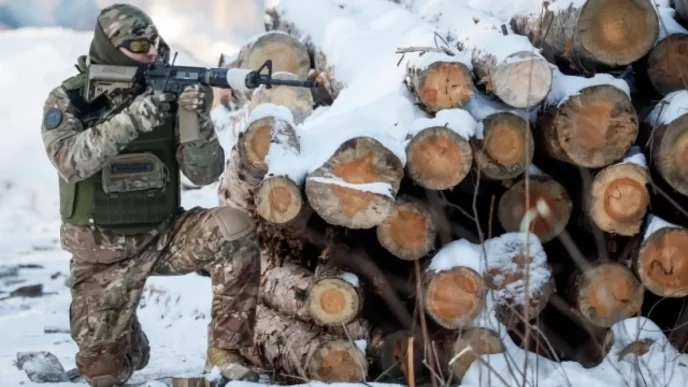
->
<box><xmin>206</xmin><ymin>207</ymin><xmax>255</xmax><ymax>242</ymax></box>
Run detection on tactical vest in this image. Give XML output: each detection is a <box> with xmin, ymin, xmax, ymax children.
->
<box><xmin>57</xmin><ymin>66</ymin><xmax>181</xmax><ymax>235</ymax></box>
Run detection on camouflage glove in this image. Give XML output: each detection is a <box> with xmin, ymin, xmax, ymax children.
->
<box><xmin>126</xmin><ymin>89</ymin><xmax>175</xmax><ymax>132</ymax></box>
<box><xmin>178</xmin><ymin>84</ymin><xmax>214</xmax><ymax>116</ymax></box>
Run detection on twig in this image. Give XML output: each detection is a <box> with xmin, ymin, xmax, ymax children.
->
<box><xmin>396</xmin><ymin>46</ymin><xmax>453</xmax><ymax>55</ymax></box>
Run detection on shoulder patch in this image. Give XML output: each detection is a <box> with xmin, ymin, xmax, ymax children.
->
<box><xmin>43</xmin><ymin>108</ymin><xmax>63</xmax><ymax>130</ymax></box>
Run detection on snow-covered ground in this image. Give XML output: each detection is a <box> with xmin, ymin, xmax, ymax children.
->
<box><xmin>0</xmin><ymin>27</ymin><xmax>234</xmax><ymax>386</ymax></box>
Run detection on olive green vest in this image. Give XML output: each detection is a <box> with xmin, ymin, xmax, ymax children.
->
<box><xmin>58</xmin><ymin>61</ymin><xmax>181</xmax><ymax>235</ymax></box>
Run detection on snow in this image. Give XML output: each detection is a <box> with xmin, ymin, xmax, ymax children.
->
<box><xmin>428</xmin><ymin>238</ymin><xmax>485</xmax><ymax>273</ymax></box>
<box><xmin>647</xmin><ymin>90</ymin><xmax>688</xmax><ymax>126</ymax></box>
<box><xmin>410</xmin><ymin>50</ymin><xmax>473</xmax><ymax>72</ymax></box>
<box><xmin>527</xmin><ymin>164</ymin><xmax>547</xmax><ymax>177</ymax></box>
<box><xmin>546</xmin><ymin>66</ymin><xmax>631</xmax><ymax>107</ymax></box>
<box><xmin>643</xmin><ymin>214</ymin><xmax>682</xmax><ymax>241</ymax></box>
<box><xmin>619</xmin><ymin>146</ymin><xmax>648</xmax><ymax>169</ymax></box>
<box><xmin>655</xmin><ymin>4</ymin><xmax>688</xmax><ymax>42</ymax></box>
<box><xmin>409</xmin><ymin>108</ymin><xmax>478</xmax><ymax>139</ymax></box>
<box><xmin>339</xmin><ymin>272</ymin><xmax>360</xmax><ymax>288</ymax></box>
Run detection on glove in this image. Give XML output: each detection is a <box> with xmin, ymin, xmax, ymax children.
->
<box><xmin>178</xmin><ymin>84</ymin><xmax>214</xmax><ymax>116</ymax></box>
<box><xmin>126</xmin><ymin>89</ymin><xmax>175</xmax><ymax>132</ymax></box>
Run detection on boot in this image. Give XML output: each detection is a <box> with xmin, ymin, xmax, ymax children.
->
<box><xmin>204</xmin><ymin>347</ymin><xmax>259</xmax><ymax>382</ymax></box>
<box><xmin>129</xmin><ymin>319</ymin><xmax>150</xmax><ymax>371</ymax></box>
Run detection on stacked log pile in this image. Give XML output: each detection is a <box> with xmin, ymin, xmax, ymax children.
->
<box><xmin>214</xmin><ymin>0</ymin><xmax>688</xmax><ymax>385</ymax></box>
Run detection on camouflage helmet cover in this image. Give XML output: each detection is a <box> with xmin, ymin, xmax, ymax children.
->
<box><xmin>97</xmin><ymin>3</ymin><xmax>158</xmax><ymax>49</ymax></box>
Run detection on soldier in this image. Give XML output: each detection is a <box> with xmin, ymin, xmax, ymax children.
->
<box><xmin>40</xmin><ymin>3</ymin><xmax>260</xmax><ymax>387</ymax></box>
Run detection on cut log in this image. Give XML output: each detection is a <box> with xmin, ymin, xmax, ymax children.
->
<box><xmin>307</xmin><ymin>263</ymin><xmax>364</xmax><ymax>326</ymax></box>
<box><xmin>447</xmin><ymin>327</ymin><xmax>505</xmax><ymax>381</ymax></box>
<box><xmin>251</xmin><ymin>305</ymin><xmax>368</xmax><ymax>382</ymax></box>
<box><xmin>367</xmin><ymin>330</ymin><xmax>423</xmax><ymax>381</ymax></box>
<box><xmin>647</xmin><ymin>7</ymin><xmax>688</xmax><ymax>95</ymax></box>
<box><xmin>219</xmin><ymin>107</ymin><xmax>300</xmax><ymax>211</ymax></box>
<box><xmin>376</xmin><ymin>196</ymin><xmax>436</xmax><ymax>261</ymax></box>
<box><xmin>572</xmin><ymin>262</ymin><xmax>644</xmax><ymax>328</ymax></box>
<box><xmin>588</xmin><ymin>148</ymin><xmax>649</xmax><ymax>236</ymax></box>
<box><xmin>222</xmin><ymin>31</ymin><xmax>311</xmax><ymax>79</ymax></box>
<box><xmin>406</xmin><ymin>109</ymin><xmax>476</xmax><ymax>190</ymax></box>
<box><xmin>305</xmin><ymin>137</ymin><xmax>404</xmax><ymax>229</ymax></box>
<box><xmin>255</xmin><ymin>175</ymin><xmax>304</xmax><ymax>225</ymax></box>
<box><xmin>406</xmin><ymin>52</ymin><xmax>476</xmax><ymax>113</ymax></box>
<box><xmin>248</xmin><ymin>71</ymin><xmax>315</xmax><ymax>124</ymax></box>
<box><xmin>171</xmin><ymin>378</ymin><xmax>209</xmax><ymax>387</ymax></box>
<box><xmin>259</xmin><ymin>254</ymin><xmax>316</xmax><ymax>324</ymax></box>
<box><xmin>646</xmin><ymin>91</ymin><xmax>688</xmax><ymax>196</ymax></box>
<box><xmin>537</xmin><ymin>70</ymin><xmax>638</xmax><ymax>168</ymax></box>
<box><xmin>402</xmin><ymin>0</ymin><xmax>552</xmax><ymax>108</ymax></box>
<box><xmin>509</xmin><ymin>0</ymin><xmax>659</xmax><ymax>72</ymax></box>
<box><xmin>635</xmin><ymin>215</ymin><xmax>688</xmax><ymax>298</ymax></box>
<box><xmin>482</xmin><ymin>232</ymin><xmax>554</xmax><ymax>327</ymax></box>
<box><xmin>497</xmin><ymin>175</ymin><xmax>573</xmax><ymax>243</ymax></box>
<box><xmin>423</xmin><ymin>239</ymin><xmax>488</xmax><ymax>329</ymax></box>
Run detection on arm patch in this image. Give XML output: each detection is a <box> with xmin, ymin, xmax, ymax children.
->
<box><xmin>43</xmin><ymin>108</ymin><xmax>63</xmax><ymax>130</ymax></box>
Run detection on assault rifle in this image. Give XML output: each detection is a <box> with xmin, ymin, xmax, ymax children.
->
<box><xmin>85</xmin><ymin>54</ymin><xmax>319</xmax><ymax>143</ymax></box>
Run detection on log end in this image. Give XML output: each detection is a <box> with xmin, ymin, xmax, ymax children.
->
<box><xmin>309</xmin><ymin>340</ymin><xmax>368</xmax><ymax>383</ymax></box>
<box><xmin>492</xmin><ymin>51</ymin><xmax>552</xmax><ymax>108</ymax></box>
<box><xmin>472</xmin><ymin>112</ymin><xmax>534</xmax><ymax>180</ymax></box>
<box><xmin>553</xmin><ymin>85</ymin><xmax>638</xmax><ymax>168</ymax></box>
<box><xmin>255</xmin><ymin>176</ymin><xmax>303</xmax><ymax>224</ymax></box>
<box><xmin>307</xmin><ymin>278</ymin><xmax>361</xmax><ymax>326</ymax></box>
<box><xmin>376</xmin><ymin>200</ymin><xmax>436</xmax><ymax>260</ymax></box>
<box><xmin>654</xmin><ymin>115</ymin><xmax>688</xmax><ymax>196</ymax></box>
<box><xmin>450</xmin><ymin>328</ymin><xmax>505</xmax><ymax>381</ymax></box>
<box><xmin>576</xmin><ymin>263</ymin><xmax>644</xmax><ymax>328</ymax></box>
<box><xmin>249</xmin><ymin>72</ymin><xmax>315</xmax><ymax>124</ymax></box>
<box><xmin>406</xmin><ymin>126</ymin><xmax>473</xmax><ymax>190</ymax></box>
<box><xmin>245</xmin><ymin>31</ymin><xmax>311</xmax><ymax>78</ymax></box>
<box><xmin>306</xmin><ymin>137</ymin><xmax>403</xmax><ymax>229</ymax></box>
<box><xmin>578</xmin><ymin>0</ymin><xmax>659</xmax><ymax>66</ymax></box>
<box><xmin>647</xmin><ymin>33</ymin><xmax>688</xmax><ymax>96</ymax></box>
<box><xmin>637</xmin><ymin>227</ymin><xmax>688</xmax><ymax>297</ymax></box>
<box><xmin>498</xmin><ymin>176</ymin><xmax>573</xmax><ymax>243</ymax></box>
<box><xmin>590</xmin><ymin>163</ymin><xmax>649</xmax><ymax>236</ymax></box>
<box><xmin>424</xmin><ymin>267</ymin><xmax>487</xmax><ymax>329</ymax></box>
<box><xmin>377</xmin><ymin>331</ymin><xmax>423</xmax><ymax>380</ymax></box>
<box><xmin>413</xmin><ymin>61</ymin><xmax>476</xmax><ymax>112</ymax></box>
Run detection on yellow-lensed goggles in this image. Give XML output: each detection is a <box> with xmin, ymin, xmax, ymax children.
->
<box><xmin>120</xmin><ymin>38</ymin><xmax>157</xmax><ymax>54</ymax></box>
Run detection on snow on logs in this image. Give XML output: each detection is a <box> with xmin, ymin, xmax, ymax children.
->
<box><xmin>422</xmin><ymin>233</ymin><xmax>553</xmax><ymax>329</ymax></box>
<box><xmin>536</xmin><ymin>68</ymin><xmax>638</xmax><ymax>168</ymax></box>
<box><xmin>647</xmin><ymin>6</ymin><xmax>688</xmax><ymax>96</ymax></box>
<box><xmin>508</xmin><ymin>0</ymin><xmax>659</xmax><ymax>73</ymax></box>
<box><xmin>402</xmin><ymin>0</ymin><xmax>553</xmax><ymax>108</ymax></box>
<box><xmin>635</xmin><ymin>216</ymin><xmax>688</xmax><ymax>298</ymax></box>
<box><xmin>646</xmin><ymin>90</ymin><xmax>688</xmax><ymax>196</ymax></box>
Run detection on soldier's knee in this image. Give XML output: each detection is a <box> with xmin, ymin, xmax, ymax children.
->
<box><xmin>205</xmin><ymin>207</ymin><xmax>256</xmax><ymax>243</ymax></box>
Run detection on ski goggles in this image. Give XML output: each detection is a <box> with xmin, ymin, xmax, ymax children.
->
<box><xmin>120</xmin><ymin>36</ymin><xmax>159</xmax><ymax>54</ymax></box>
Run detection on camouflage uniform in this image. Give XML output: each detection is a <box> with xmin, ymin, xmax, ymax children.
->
<box><xmin>40</xmin><ymin>4</ymin><xmax>260</xmax><ymax>386</ymax></box>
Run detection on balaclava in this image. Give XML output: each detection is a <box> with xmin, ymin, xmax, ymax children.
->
<box><xmin>89</xmin><ymin>3</ymin><xmax>169</xmax><ymax>66</ymax></box>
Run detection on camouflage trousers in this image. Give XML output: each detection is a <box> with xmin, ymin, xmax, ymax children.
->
<box><xmin>62</xmin><ymin>206</ymin><xmax>260</xmax><ymax>384</ymax></box>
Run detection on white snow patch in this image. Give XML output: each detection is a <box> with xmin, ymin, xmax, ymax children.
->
<box><xmin>354</xmin><ymin>340</ymin><xmax>367</xmax><ymax>353</ymax></box>
<box><xmin>527</xmin><ymin>164</ymin><xmax>547</xmax><ymax>177</ymax></box>
<box><xmin>409</xmin><ymin>108</ymin><xmax>477</xmax><ymax>139</ymax></box>
<box><xmin>308</xmin><ymin>176</ymin><xmax>394</xmax><ymax>198</ymax></box>
<box><xmin>647</xmin><ymin>90</ymin><xmax>688</xmax><ymax>126</ymax></box>
<box><xmin>643</xmin><ymin>214</ymin><xmax>682</xmax><ymax>241</ymax></box>
<box><xmin>547</xmin><ymin>66</ymin><xmax>631</xmax><ymax>107</ymax></box>
<box><xmin>339</xmin><ymin>272</ymin><xmax>360</xmax><ymax>288</ymax></box>
<box><xmin>409</xmin><ymin>50</ymin><xmax>473</xmax><ymax>72</ymax></box>
<box><xmin>655</xmin><ymin>5</ymin><xmax>688</xmax><ymax>42</ymax></box>
<box><xmin>619</xmin><ymin>146</ymin><xmax>648</xmax><ymax>169</ymax></box>
<box><xmin>428</xmin><ymin>239</ymin><xmax>485</xmax><ymax>273</ymax></box>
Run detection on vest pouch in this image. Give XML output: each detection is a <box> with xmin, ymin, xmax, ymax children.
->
<box><xmin>101</xmin><ymin>152</ymin><xmax>168</xmax><ymax>195</ymax></box>
<box><xmin>59</xmin><ymin>177</ymin><xmax>76</xmax><ymax>218</ymax></box>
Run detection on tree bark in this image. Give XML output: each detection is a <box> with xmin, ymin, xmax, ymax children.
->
<box><xmin>376</xmin><ymin>196</ymin><xmax>436</xmax><ymax>261</ymax></box>
<box><xmin>588</xmin><ymin>160</ymin><xmax>649</xmax><ymax>236</ymax></box>
<box><xmin>635</xmin><ymin>217</ymin><xmax>688</xmax><ymax>298</ymax></box>
<box><xmin>675</xmin><ymin>0</ymin><xmax>688</xmax><ymax>27</ymax></box>
<box><xmin>510</xmin><ymin>0</ymin><xmax>659</xmax><ymax>73</ymax></box>
<box><xmin>537</xmin><ymin>84</ymin><xmax>638</xmax><ymax>168</ymax></box>
<box><xmin>406</xmin><ymin>56</ymin><xmax>475</xmax><ymax>113</ymax></box>
<box><xmin>572</xmin><ymin>262</ymin><xmax>644</xmax><ymax>328</ymax></box>
<box><xmin>497</xmin><ymin>175</ymin><xmax>573</xmax><ymax>243</ymax></box>
<box><xmin>423</xmin><ymin>266</ymin><xmax>487</xmax><ymax>329</ymax></box>
<box><xmin>250</xmin><ymin>305</ymin><xmax>369</xmax><ymax>382</ymax></box>
<box><xmin>405</xmin><ymin>126</ymin><xmax>473</xmax><ymax>190</ymax></box>
<box><xmin>305</xmin><ymin>137</ymin><xmax>404</xmax><ymax>229</ymax></box>
<box><xmin>646</xmin><ymin>92</ymin><xmax>688</xmax><ymax>196</ymax></box>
